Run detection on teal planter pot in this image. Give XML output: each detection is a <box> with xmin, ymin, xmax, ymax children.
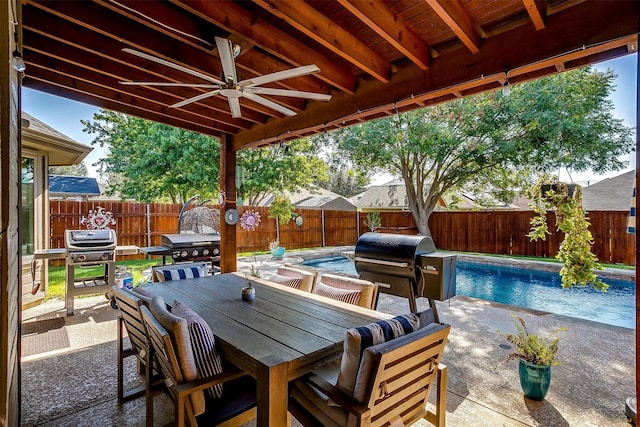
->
<box><xmin>271</xmin><ymin>247</ymin><xmax>285</xmax><ymax>259</ymax></box>
<box><xmin>519</xmin><ymin>359</ymin><xmax>551</xmax><ymax>400</ymax></box>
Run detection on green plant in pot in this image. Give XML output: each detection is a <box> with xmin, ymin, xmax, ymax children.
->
<box><xmin>526</xmin><ymin>176</ymin><xmax>608</xmax><ymax>291</ymax></box>
<box><xmin>500</xmin><ymin>316</ymin><xmax>566</xmax><ymax>400</ymax></box>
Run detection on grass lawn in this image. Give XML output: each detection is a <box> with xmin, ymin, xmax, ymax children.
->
<box><xmin>46</xmin><ymin>259</ymin><xmax>160</xmax><ymax>300</ymax></box>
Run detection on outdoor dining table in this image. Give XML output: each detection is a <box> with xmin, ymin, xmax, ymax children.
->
<box><xmin>143</xmin><ymin>272</ymin><xmax>390</xmax><ymax>426</ymax></box>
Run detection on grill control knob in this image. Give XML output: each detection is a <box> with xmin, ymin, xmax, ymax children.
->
<box><xmin>213</xmin><ymin>248</ymin><xmax>220</xmax><ymax>255</ymax></box>
<box><xmin>101</xmin><ymin>252</ymin><xmax>109</xmax><ymax>260</ymax></box>
<box><xmin>180</xmin><ymin>250</ymin><xmax>187</xmax><ymax>258</ymax></box>
<box><xmin>203</xmin><ymin>249</ymin><xmax>210</xmax><ymax>256</ymax></box>
<box><xmin>77</xmin><ymin>254</ymin><xmax>86</xmax><ymax>262</ymax></box>
<box><xmin>192</xmin><ymin>249</ymin><xmax>199</xmax><ymax>257</ymax></box>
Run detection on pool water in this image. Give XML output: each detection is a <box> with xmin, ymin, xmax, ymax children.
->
<box><xmin>302</xmin><ymin>256</ymin><xmax>635</xmax><ymax>329</ymax></box>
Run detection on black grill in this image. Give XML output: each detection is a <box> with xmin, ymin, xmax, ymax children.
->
<box><xmin>355</xmin><ymin>232</ymin><xmax>456</xmax><ymax>321</ymax></box>
<box><xmin>161</xmin><ymin>233</ymin><xmax>220</xmax><ymax>263</ymax></box>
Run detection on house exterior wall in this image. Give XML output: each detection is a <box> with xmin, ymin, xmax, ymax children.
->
<box><xmin>1</xmin><ymin>0</ymin><xmax>22</xmax><ymax>425</ymax></box>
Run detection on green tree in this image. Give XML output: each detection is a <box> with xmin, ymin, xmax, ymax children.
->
<box><xmin>313</xmin><ymin>67</ymin><xmax>633</xmax><ymax>237</ymax></box>
<box><xmin>316</xmin><ymin>154</ymin><xmax>369</xmax><ymax>197</ymax></box>
<box><xmin>82</xmin><ymin>110</ymin><xmax>220</xmax><ymax>203</ymax></box>
<box><xmin>49</xmin><ymin>163</ymin><xmax>88</xmax><ymax>177</ymax></box>
<box><xmin>237</xmin><ymin>139</ymin><xmax>328</xmax><ymax>206</ymax></box>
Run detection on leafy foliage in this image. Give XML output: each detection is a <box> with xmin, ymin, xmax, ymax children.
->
<box><xmin>268</xmin><ymin>193</ymin><xmax>296</xmax><ymax>225</ymax></box>
<box><xmin>500</xmin><ymin>316</ymin><xmax>566</xmax><ymax>366</ymax></box>
<box><xmin>49</xmin><ymin>163</ymin><xmax>88</xmax><ymax>177</ymax></box>
<box><xmin>312</xmin><ymin>67</ymin><xmax>633</xmax><ymax>237</ymax></box>
<box><xmin>316</xmin><ymin>154</ymin><xmax>370</xmax><ymax>197</ymax></box>
<box><xmin>364</xmin><ymin>211</ymin><xmax>381</xmax><ymax>232</ymax></box>
<box><xmin>82</xmin><ymin>110</ymin><xmax>219</xmax><ymax>203</ymax></box>
<box><xmin>237</xmin><ymin>139</ymin><xmax>328</xmax><ymax>206</ymax></box>
<box><xmin>527</xmin><ymin>176</ymin><xmax>608</xmax><ymax>291</ymax></box>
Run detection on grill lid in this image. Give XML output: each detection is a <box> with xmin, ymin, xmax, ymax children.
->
<box><xmin>161</xmin><ymin>233</ymin><xmax>220</xmax><ymax>248</ymax></box>
<box><xmin>65</xmin><ymin>229</ymin><xmax>116</xmax><ymax>248</ymax></box>
<box><xmin>354</xmin><ymin>232</ymin><xmax>436</xmax><ymax>279</ymax></box>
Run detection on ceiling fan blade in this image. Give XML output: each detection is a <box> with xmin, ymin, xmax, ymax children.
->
<box><xmin>120</xmin><ymin>82</ymin><xmax>220</xmax><ymax>88</ymax></box>
<box><xmin>170</xmin><ymin>90</ymin><xmax>221</xmax><ymax>108</ymax></box>
<box><xmin>242</xmin><ymin>92</ymin><xmax>296</xmax><ymax>116</ymax></box>
<box><xmin>228</xmin><ymin>97</ymin><xmax>242</xmax><ymax>118</ymax></box>
<box><xmin>241</xmin><ymin>65</ymin><xmax>320</xmax><ymax>88</ymax></box>
<box><xmin>215</xmin><ymin>37</ymin><xmax>238</xmax><ymax>84</ymax></box>
<box><xmin>122</xmin><ymin>48</ymin><xmax>224</xmax><ymax>85</ymax></box>
<box><xmin>245</xmin><ymin>87</ymin><xmax>332</xmax><ymax>101</ymax></box>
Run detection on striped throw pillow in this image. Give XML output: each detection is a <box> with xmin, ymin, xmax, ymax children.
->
<box><xmin>156</xmin><ymin>267</ymin><xmax>203</xmax><ymax>282</ymax></box>
<box><xmin>314</xmin><ymin>282</ymin><xmax>361</xmax><ymax>306</ymax></box>
<box><xmin>336</xmin><ymin>314</ymin><xmax>420</xmax><ymax>397</ymax></box>
<box><xmin>266</xmin><ymin>272</ymin><xmax>303</xmax><ymax>289</ymax></box>
<box><xmin>171</xmin><ymin>300</ymin><xmax>224</xmax><ymax>399</ymax></box>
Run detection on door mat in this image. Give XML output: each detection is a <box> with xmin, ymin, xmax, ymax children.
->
<box><xmin>22</xmin><ymin>317</ymin><xmax>70</xmax><ymax>357</ymax></box>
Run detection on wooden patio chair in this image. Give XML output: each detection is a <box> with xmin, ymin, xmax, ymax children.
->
<box><xmin>290</xmin><ymin>321</ymin><xmax>450</xmax><ymax>427</ymax></box>
<box><xmin>112</xmin><ymin>285</ymin><xmax>158</xmax><ymax>404</ymax></box>
<box><xmin>140</xmin><ymin>303</ymin><xmax>256</xmax><ymax>427</ymax></box>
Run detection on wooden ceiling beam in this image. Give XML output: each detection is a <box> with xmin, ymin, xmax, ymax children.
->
<box><xmin>21</xmin><ymin>15</ymin><xmax>269</xmax><ymax>125</ymax></box>
<box><xmin>234</xmin><ymin>1</ymin><xmax>637</xmax><ymax>148</ymax></box>
<box><xmin>25</xmin><ymin>62</ymin><xmax>241</xmax><ymax>135</ymax></box>
<box><xmin>24</xmin><ymin>0</ymin><xmax>301</xmax><ymax>116</ymax></box>
<box><xmin>522</xmin><ymin>0</ymin><xmax>546</xmax><ymax>30</ymax></box>
<box><xmin>337</xmin><ymin>0</ymin><xmax>430</xmax><ymax>70</ymax></box>
<box><xmin>171</xmin><ymin>0</ymin><xmax>357</xmax><ymax>93</ymax></box>
<box><xmin>24</xmin><ymin>69</ymin><xmax>226</xmax><ymax>134</ymax></box>
<box><xmin>94</xmin><ymin>0</ymin><xmax>329</xmax><ymax>96</ymax></box>
<box><xmin>253</xmin><ymin>0</ymin><xmax>389</xmax><ymax>83</ymax></box>
<box><xmin>424</xmin><ymin>0</ymin><xmax>481</xmax><ymax>54</ymax></box>
<box><xmin>25</xmin><ymin>78</ymin><xmax>221</xmax><ymax>137</ymax></box>
<box><xmin>23</xmin><ymin>45</ymin><xmax>251</xmax><ymax>132</ymax></box>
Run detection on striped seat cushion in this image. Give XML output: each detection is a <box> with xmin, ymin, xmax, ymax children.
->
<box><xmin>171</xmin><ymin>300</ymin><xmax>224</xmax><ymax>399</ymax></box>
<box><xmin>336</xmin><ymin>313</ymin><xmax>420</xmax><ymax>398</ymax></box>
<box><xmin>266</xmin><ymin>272</ymin><xmax>303</xmax><ymax>289</ymax></box>
<box><xmin>314</xmin><ymin>282</ymin><xmax>361</xmax><ymax>306</ymax></box>
<box><xmin>156</xmin><ymin>266</ymin><xmax>203</xmax><ymax>282</ymax></box>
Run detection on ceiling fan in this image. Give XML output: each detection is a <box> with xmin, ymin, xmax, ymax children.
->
<box><xmin>120</xmin><ymin>37</ymin><xmax>332</xmax><ymax>119</ymax></box>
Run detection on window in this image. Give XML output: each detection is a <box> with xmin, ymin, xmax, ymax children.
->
<box><xmin>21</xmin><ymin>157</ymin><xmax>34</xmax><ymax>256</ymax></box>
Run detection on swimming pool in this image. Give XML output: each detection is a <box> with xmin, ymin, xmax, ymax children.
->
<box><xmin>301</xmin><ymin>256</ymin><xmax>636</xmax><ymax>329</ymax></box>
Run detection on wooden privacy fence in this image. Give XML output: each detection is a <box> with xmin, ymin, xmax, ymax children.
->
<box><xmin>49</xmin><ymin>201</ymin><xmax>635</xmax><ymax>265</ymax></box>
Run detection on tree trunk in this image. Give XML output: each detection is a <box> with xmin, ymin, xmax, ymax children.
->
<box><xmin>415</xmin><ymin>209</ymin><xmax>432</xmax><ymax>237</ymax></box>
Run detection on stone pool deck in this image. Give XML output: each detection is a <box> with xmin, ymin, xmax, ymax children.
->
<box><xmin>21</xmin><ymin>248</ymin><xmax>635</xmax><ymax>426</ymax></box>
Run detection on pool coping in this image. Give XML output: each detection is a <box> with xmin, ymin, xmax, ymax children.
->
<box><xmin>293</xmin><ymin>247</ymin><xmax>636</xmax><ymax>332</ymax></box>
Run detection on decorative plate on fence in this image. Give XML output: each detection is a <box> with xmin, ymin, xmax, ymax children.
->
<box><xmin>240</xmin><ymin>210</ymin><xmax>261</xmax><ymax>231</ymax></box>
<box><xmin>224</xmin><ymin>208</ymin><xmax>239</xmax><ymax>225</ymax></box>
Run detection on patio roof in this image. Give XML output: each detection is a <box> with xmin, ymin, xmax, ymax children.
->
<box><xmin>21</xmin><ymin>1</ymin><xmax>639</xmax><ymax>150</ymax></box>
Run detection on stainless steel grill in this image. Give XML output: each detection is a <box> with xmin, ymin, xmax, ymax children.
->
<box><xmin>161</xmin><ymin>233</ymin><xmax>221</xmax><ymax>263</ymax></box>
<box><xmin>355</xmin><ymin>232</ymin><xmax>457</xmax><ymax>321</ymax></box>
<box><xmin>64</xmin><ymin>229</ymin><xmax>117</xmax><ymax>315</ymax></box>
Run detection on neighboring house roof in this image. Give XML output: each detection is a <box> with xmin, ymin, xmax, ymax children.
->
<box><xmin>49</xmin><ymin>175</ymin><xmax>101</xmax><ymax>198</ymax></box>
<box><xmin>355</xmin><ymin>180</ymin><xmax>411</xmax><ymax>211</ymax></box>
<box><xmin>295</xmin><ymin>195</ymin><xmax>357</xmax><ymax>211</ymax></box>
<box><xmin>21</xmin><ymin>112</ymin><xmax>92</xmax><ymax>166</ymax></box>
<box><xmin>582</xmin><ymin>170</ymin><xmax>635</xmax><ymax>211</ymax></box>
<box><xmin>253</xmin><ymin>185</ymin><xmax>357</xmax><ymax>211</ymax></box>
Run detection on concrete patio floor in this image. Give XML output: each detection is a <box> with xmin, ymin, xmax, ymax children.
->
<box><xmin>21</xmin><ymin>249</ymin><xmax>635</xmax><ymax>426</ymax></box>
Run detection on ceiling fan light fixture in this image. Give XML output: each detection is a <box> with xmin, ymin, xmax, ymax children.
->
<box><xmin>232</xmin><ymin>43</ymin><xmax>241</xmax><ymax>58</ymax></box>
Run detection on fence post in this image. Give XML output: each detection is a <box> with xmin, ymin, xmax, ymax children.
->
<box><xmin>276</xmin><ymin>218</ymin><xmax>280</xmax><ymax>242</ymax></box>
<box><xmin>321</xmin><ymin>210</ymin><xmax>325</xmax><ymax>247</ymax></box>
<box><xmin>356</xmin><ymin>211</ymin><xmax>360</xmax><ymax>237</ymax></box>
<box><xmin>146</xmin><ymin>203</ymin><xmax>151</xmax><ymax>251</ymax></box>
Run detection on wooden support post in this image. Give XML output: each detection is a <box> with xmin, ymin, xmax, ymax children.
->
<box><xmin>220</xmin><ymin>134</ymin><xmax>237</xmax><ymax>273</ymax></box>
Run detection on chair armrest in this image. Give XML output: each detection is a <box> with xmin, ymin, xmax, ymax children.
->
<box><xmin>175</xmin><ymin>366</ymin><xmax>246</xmax><ymax>398</ymax></box>
<box><xmin>303</xmin><ymin>374</ymin><xmax>371</xmax><ymax>419</ymax></box>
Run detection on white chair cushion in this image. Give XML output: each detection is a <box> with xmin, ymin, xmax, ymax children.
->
<box><xmin>336</xmin><ymin>314</ymin><xmax>420</xmax><ymax>398</ymax></box>
<box><xmin>171</xmin><ymin>300</ymin><xmax>224</xmax><ymax>399</ymax></box>
<box><xmin>266</xmin><ymin>272</ymin><xmax>303</xmax><ymax>290</ymax></box>
<box><xmin>277</xmin><ymin>266</ymin><xmax>316</xmax><ymax>292</ymax></box>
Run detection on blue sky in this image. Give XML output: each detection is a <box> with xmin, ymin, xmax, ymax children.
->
<box><xmin>23</xmin><ymin>54</ymin><xmax>637</xmax><ymax>184</ymax></box>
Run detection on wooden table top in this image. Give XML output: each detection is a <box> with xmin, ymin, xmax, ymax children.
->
<box><xmin>144</xmin><ymin>273</ymin><xmax>389</xmax><ymax>376</ymax></box>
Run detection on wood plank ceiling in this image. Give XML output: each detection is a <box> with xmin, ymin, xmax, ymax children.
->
<box><xmin>21</xmin><ymin>0</ymin><xmax>639</xmax><ymax>150</ymax></box>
